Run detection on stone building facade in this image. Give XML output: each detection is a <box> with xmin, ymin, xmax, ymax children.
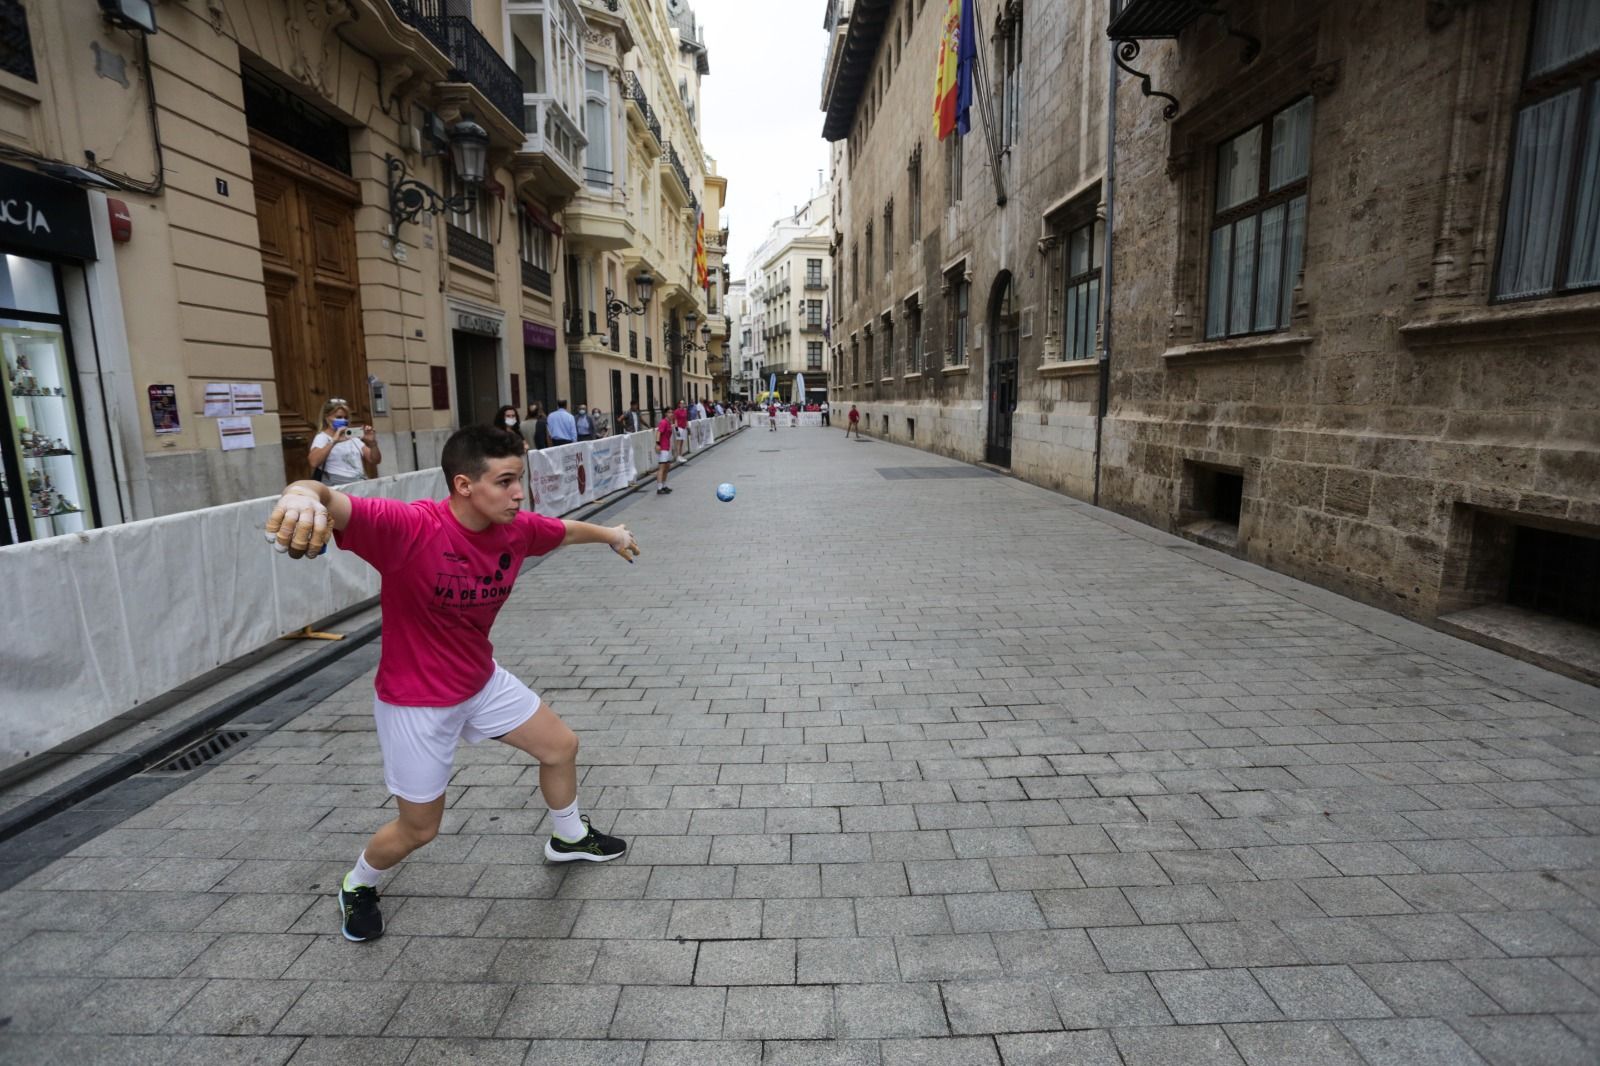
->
<box><xmin>749</xmin><ymin>187</ymin><xmax>832</xmax><ymax>405</ymax></box>
<box><xmin>0</xmin><ymin>0</ymin><xmax>720</xmax><ymax>543</ymax></box>
<box><xmin>822</xmin><ymin>0</ymin><xmax>1600</xmax><ymax>674</ymax></box>
<box><xmin>822</xmin><ymin>0</ymin><xmax>1110</xmax><ymax>496</ymax></box>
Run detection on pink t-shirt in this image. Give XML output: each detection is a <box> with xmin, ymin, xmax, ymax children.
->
<box><xmin>656</xmin><ymin>418</ymin><xmax>673</xmax><ymax>452</ymax></box>
<box><xmin>674</xmin><ymin>408</ymin><xmax>689</xmax><ymax>429</ymax></box>
<box><xmin>333</xmin><ymin>495</ymin><xmax>566</xmax><ymax>706</ymax></box>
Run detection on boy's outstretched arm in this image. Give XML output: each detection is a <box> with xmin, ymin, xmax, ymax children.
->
<box><xmin>560</xmin><ymin>520</ymin><xmax>641</xmax><ymax>561</ymax></box>
<box><xmin>264</xmin><ymin>480</ymin><xmax>354</xmax><ymax>559</ymax></box>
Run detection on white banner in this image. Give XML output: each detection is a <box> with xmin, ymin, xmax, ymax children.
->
<box><xmin>689</xmin><ymin>419</ymin><xmax>714</xmax><ymax>451</ymax></box>
<box><xmin>587</xmin><ymin>434</ymin><xmax>633</xmax><ymax>498</ymax></box>
<box><xmin>799</xmin><ymin>412</ymin><xmax>822</xmax><ymax>427</ymax></box>
<box><xmin>530</xmin><ymin>442</ymin><xmax>583</xmax><ymax>516</ymax></box>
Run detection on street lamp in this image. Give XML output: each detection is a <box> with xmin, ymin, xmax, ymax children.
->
<box><xmin>386</xmin><ymin>118</ymin><xmax>491</xmax><ymax>231</ymax></box>
<box><xmin>605</xmin><ymin>273</ymin><xmax>654</xmax><ymax>325</ymax></box>
<box><xmin>668</xmin><ymin>313</ymin><xmax>712</xmax><ymax>353</ymax></box>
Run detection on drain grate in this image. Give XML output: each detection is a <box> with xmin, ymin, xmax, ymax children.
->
<box><xmin>877</xmin><ymin>466</ymin><xmax>998</xmax><ymax>480</ymax></box>
<box><xmin>147</xmin><ymin>730</ymin><xmax>251</xmax><ymax>775</ymax></box>
<box><xmin>760</xmin><ymin>449</ymin><xmax>781</xmax><ymax>453</ymax></box>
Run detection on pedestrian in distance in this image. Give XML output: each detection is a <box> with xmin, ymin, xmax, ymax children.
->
<box><xmin>522</xmin><ymin>404</ymin><xmax>549</xmax><ymax>451</ymax></box>
<box><xmin>547</xmin><ymin>400</ymin><xmax>577</xmax><ymax>446</ymax></box>
<box><xmin>821</xmin><ymin>400</ymin><xmax>831</xmax><ymax>427</ymax></box>
<box><xmin>654</xmin><ymin>411</ymin><xmax>674</xmax><ymax>494</ymax></box>
<box><xmin>673</xmin><ymin>401</ymin><xmax>690</xmax><ymax>459</ymax></box>
<box><xmin>846</xmin><ymin>403</ymin><xmax>861</xmax><ymax>439</ymax></box>
<box><xmin>767</xmin><ymin>402</ymin><xmax>778</xmax><ymax>432</ymax></box>
<box><xmin>263</xmin><ymin>424</ymin><xmax>638</xmax><ymax>943</ymax></box>
<box><xmin>575</xmin><ymin>405</ymin><xmax>597</xmax><ymax>442</ymax></box>
<box><xmin>309</xmin><ymin>398</ymin><xmax>381</xmax><ymax>486</ymax></box>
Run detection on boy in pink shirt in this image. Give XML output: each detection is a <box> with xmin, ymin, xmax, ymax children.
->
<box><xmin>265</xmin><ymin>425</ymin><xmax>640</xmax><ymax>942</ymax></box>
<box><xmin>655</xmin><ymin>413</ymin><xmax>675</xmax><ymax>494</ymax></box>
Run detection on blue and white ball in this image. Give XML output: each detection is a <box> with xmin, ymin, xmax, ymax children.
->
<box><xmin>716</xmin><ymin>483</ymin><xmax>736</xmax><ymax>502</ymax></box>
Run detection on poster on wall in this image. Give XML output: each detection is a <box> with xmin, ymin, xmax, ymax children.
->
<box><xmin>203</xmin><ymin>383</ymin><xmax>232</xmax><ymax>416</ymax></box>
<box><xmin>147</xmin><ymin>384</ymin><xmax>180</xmax><ymax>435</ymax></box>
<box><xmin>229</xmin><ymin>383</ymin><xmax>264</xmax><ymax>415</ymax></box>
<box><xmin>218</xmin><ymin>416</ymin><xmax>255</xmax><ymax>451</ymax></box>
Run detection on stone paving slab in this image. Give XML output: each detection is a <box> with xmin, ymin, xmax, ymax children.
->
<box><xmin>1</xmin><ymin>427</ymin><xmax>1598</xmax><ymax>1065</ymax></box>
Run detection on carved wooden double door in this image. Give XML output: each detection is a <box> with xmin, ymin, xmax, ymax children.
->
<box><xmin>250</xmin><ymin>132</ymin><xmax>369</xmax><ymax>483</ymax></box>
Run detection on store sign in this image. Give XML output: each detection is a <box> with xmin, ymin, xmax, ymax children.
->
<box><xmin>455</xmin><ymin>311</ymin><xmax>501</xmax><ymax>336</ymax></box>
<box><xmin>0</xmin><ymin>163</ymin><xmax>96</xmax><ymax>261</ymax></box>
<box><xmin>523</xmin><ymin>320</ymin><xmax>557</xmax><ymax>348</ymax></box>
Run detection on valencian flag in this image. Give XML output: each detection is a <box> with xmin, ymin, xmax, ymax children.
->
<box><xmin>932</xmin><ymin>0</ymin><xmax>976</xmax><ymax>140</ymax></box>
<box><xmin>694</xmin><ymin>210</ymin><xmax>708</xmax><ymax>290</ymax></box>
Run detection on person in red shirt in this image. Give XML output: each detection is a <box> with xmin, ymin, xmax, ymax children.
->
<box><xmin>767</xmin><ymin>402</ymin><xmax>778</xmax><ymax>432</ymax></box>
<box><xmin>655</xmin><ymin>411</ymin><xmax>675</xmax><ymax>494</ymax></box>
<box><xmin>846</xmin><ymin>403</ymin><xmax>862</xmax><ymax>439</ymax></box>
<box><xmin>263</xmin><ymin>425</ymin><xmax>640</xmax><ymax>943</ymax></box>
<box><xmin>673</xmin><ymin>401</ymin><xmax>690</xmax><ymax>459</ymax></box>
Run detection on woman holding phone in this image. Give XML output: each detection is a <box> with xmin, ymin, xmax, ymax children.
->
<box><xmin>309</xmin><ymin>398</ymin><xmax>381</xmax><ymax>485</ymax></box>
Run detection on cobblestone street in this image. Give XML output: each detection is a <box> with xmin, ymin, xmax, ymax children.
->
<box><xmin>2</xmin><ymin>426</ymin><xmax>1598</xmax><ymax>1066</ymax></box>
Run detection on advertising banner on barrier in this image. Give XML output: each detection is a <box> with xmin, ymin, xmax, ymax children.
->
<box><xmin>587</xmin><ymin>434</ymin><xmax>633</xmax><ymax>497</ymax></box>
<box><xmin>530</xmin><ymin>443</ymin><xmax>584</xmax><ymax>516</ymax></box>
<box><xmin>689</xmin><ymin>419</ymin><xmax>714</xmax><ymax>452</ymax></box>
<box><xmin>799</xmin><ymin>412</ymin><xmax>822</xmax><ymax>427</ymax></box>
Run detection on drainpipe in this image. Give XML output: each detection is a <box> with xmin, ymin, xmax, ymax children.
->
<box><xmin>1093</xmin><ymin>33</ymin><xmax>1118</xmax><ymax>509</ymax></box>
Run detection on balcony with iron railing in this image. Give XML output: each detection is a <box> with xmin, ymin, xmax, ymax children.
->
<box><xmin>521</xmin><ymin>259</ymin><xmax>552</xmax><ymax>295</ymax></box>
<box><xmin>622</xmin><ymin>71</ymin><xmax>664</xmax><ymax>147</ymax></box>
<box><xmin>662</xmin><ymin>140</ymin><xmax>694</xmax><ymax>202</ymax></box>
<box><xmin>442</xmin><ymin>15</ymin><xmax>525</xmax><ymax>132</ymax></box>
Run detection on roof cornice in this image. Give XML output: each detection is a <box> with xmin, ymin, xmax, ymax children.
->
<box><xmin>820</xmin><ymin>0</ymin><xmax>892</xmax><ymax>142</ymax></box>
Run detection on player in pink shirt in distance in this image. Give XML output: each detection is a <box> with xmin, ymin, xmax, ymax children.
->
<box><xmin>264</xmin><ymin>424</ymin><xmax>640</xmax><ymax>943</ymax></box>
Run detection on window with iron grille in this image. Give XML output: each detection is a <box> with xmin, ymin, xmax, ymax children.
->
<box><xmin>946</xmin><ymin>266</ymin><xmax>969</xmax><ymax>366</ymax></box>
<box><xmin>807</xmin><ymin>299</ymin><xmax>823</xmax><ymax>327</ymax></box>
<box><xmin>908</xmin><ymin>143</ymin><xmax>922</xmax><ymax>240</ymax></box>
<box><xmin>1205</xmin><ymin>96</ymin><xmax>1312</xmax><ymax>339</ymax></box>
<box><xmin>851</xmin><ymin>334</ymin><xmax>860</xmax><ymax>382</ymax></box>
<box><xmin>1494</xmin><ymin>0</ymin><xmax>1600</xmax><ymax>300</ymax></box>
<box><xmin>865</xmin><ymin>222</ymin><xmax>874</xmax><ymax>285</ymax></box>
<box><xmin>883</xmin><ymin>201</ymin><xmax>894</xmax><ymax>273</ymax></box>
<box><xmin>1054</xmin><ymin>217</ymin><xmax>1103</xmax><ymax>359</ymax></box>
<box><xmin>584</xmin><ymin>65</ymin><xmax>613</xmax><ymax>189</ymax></box>
<box><xmin>996</xmin><ymin>2</ymin><xmax>1023</xmax><ymax>150</ymax></box>
<box><xmin>0</xmin><ymin>0</ymin><xmax>36</xmax><ymax>82</ymax></box>
<box><xmin>947</xmin><ymin>128</ymin><xmax>963</xmax><ymax>203</ymax></box>
<box><xmin>864</xmin><ymin>326</ymin><xmax>875</xmax><ymax>380</ymax></box>
<box><xmin>518</xmin><ymin>206</ymin><xmax>553</xmax><ymax>293</ymax></box>
<box><xmin>447</xmin><ymin>167</ymin><xmax>494</xmax><ymax>244</ymax></box>
<box><xmin>850</xmin><ymin>244</ymin><xmax>859</xmax><ymax>300</ymax></box>
<box><xmin>881</xmin><ymin>313</ymin><xmax>895</xmax><ymax>378</ymax></box>
<box><xmin>808</xmin><ymin>341</ymin><xmax>823</xmax><ymax>371</ymax></box>
<box><xmin>907</xmin><ymin>302</ymin><xmax>923</xmax><ymax>374</ymax></box>
<box><xmin>806</xmin><ymin>258</ymin><xmax>823</xmax><ymax>287</ymax></box>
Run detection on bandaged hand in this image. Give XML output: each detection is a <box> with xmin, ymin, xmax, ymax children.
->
<box><xmin>265</xmin><ymin>487</ymin><xmax>330</xmax><ymax>559</ymax></box>
<box><xmin>610</xmin><ymin>524</ymin><xmax>641</xmax><ymax>562</ymax></box>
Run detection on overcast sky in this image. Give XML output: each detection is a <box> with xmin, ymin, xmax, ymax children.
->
<box><xmin>693</xmin><ymin>0</ymin><xmax>832</xmax><ymax>279</ymax></box>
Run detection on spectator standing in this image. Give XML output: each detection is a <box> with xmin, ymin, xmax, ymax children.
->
<box><xmin>654</xmin><ymin>411</ymin><xmax>674</xmax><ymax>494</ymax></box>
<box><xmin>575</xmin><ymin>405</ymin><xmax>596</xmax><ymax>442</ymax></box>
<box><xmin>547</xmin><ymin>400</ymin><xmax>577</xmax><ymax>446</ymax></box>
<box><xmin>767</xmin><ymin>403</ymin><xmax>778</xmax><ymax>432</ymax></box>
<box><xmin>673</xmin><ymin>401</ymin><xmax>690</xmax><ymax>459</ymax></box>
<box><xmin>310</xmin><ymin>398</ymin><xmax>381</xmax><ymax>486</ymax></box>
<box><xmin>821</xmin><ymin>400</ymin><xmax>831</xmax><ymax>427</ymax></box>
<box><xmin>521</xmin><ymin>404</ymin><xmax>549</xmax><ymax>451</ymax></box>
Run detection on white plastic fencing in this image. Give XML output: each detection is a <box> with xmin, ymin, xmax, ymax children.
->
<box><xmin>0</xmin><ymin>414</ymin><xmax>737</xmax><ymax>772</ymax></box>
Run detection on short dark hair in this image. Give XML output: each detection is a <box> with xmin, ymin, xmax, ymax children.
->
<box><xmin>557</xmin><ymin>399</ymin><xmax>568</xmax><ymax>409</ymax></box>
<box><xmin>441</xmin><ymin>425</ymin><xmax>524</xmax><ymax>490</ymax></box>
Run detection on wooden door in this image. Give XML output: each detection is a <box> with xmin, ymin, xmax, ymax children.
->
<box><xmin>250</xmin><ymin>133</ymin><xmax>367</xmax><ymax>482</ymax></box>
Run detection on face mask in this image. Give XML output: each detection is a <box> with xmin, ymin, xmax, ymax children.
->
<box><xmin>331</xmin><ymin>418</ymin><xmax>348</xmax><ymax>431</ymax></box>
<box><xmin>504</xmin><ymin>417</ymin><xmax>517</xmax><ymax>426</ymax></box>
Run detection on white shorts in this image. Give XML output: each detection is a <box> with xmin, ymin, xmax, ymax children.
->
<box><xmin>373</xmin><ymin>664</ymin><xmax>540</xmax><ymax>803</ymax></box>
<box><xmin>658</xmin><ymin>450</ymin><xmax>672</xmax><ymax>464</ymax></box>
<box><xmin>675</xmin><ymin>428</ymin><xmax>687</xmax><ymax>440</ymax></box>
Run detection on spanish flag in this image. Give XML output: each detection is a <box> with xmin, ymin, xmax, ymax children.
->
<box><xmin>932</xmin><ymin>0</ymin><xmax>976</xmax><ymax>141</ymax></box>
<box><xmin>694</xmin><ymin>210</ymin><xmax>708</xmax><ymax>290</ymax></box>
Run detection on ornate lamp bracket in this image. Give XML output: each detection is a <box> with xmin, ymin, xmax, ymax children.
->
<box><xmin>605</xmin><ymin>287</ymin><xmax>645</xmax><ymax>326</ymax></box>
<box><xmin>386</xmin><ymin>154</ymin><xmax>474</xmax><ymax>232</ymax></box>
<box><xmin>1108</xmin><ymin>1</ymin><xmax>1261</xmax><ymax>122</ymax></box>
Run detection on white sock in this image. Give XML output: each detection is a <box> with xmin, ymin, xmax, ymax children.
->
<box><xmin>343</xmin><ymin>851</ymin><xmax>388</xmax><ymax>891</ymax></box>
<box><xmin>549</xmin><ymin>800</ymin><xmax>585</xmax><ymax>842</ymax></box>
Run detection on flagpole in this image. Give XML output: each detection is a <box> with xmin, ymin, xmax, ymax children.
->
<box><xmin>966</xmin><ymin>0</ymin><xmax>1008</xmax><ymax>207</ymax></box>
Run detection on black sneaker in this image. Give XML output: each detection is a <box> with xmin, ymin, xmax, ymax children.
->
<box><xmin>544</xmin><ymin>816</ymin><xmax>627</xmax><ymax>863</ymax></box>
<box><xmin>657</xmin><ymin>485</ymin><xmax>672</xmax><ymax>494</ymax></box>
<box><xmin>338</xmin><ymin>882</ymin><xmax>384</xmax><ymax>942</ymax></box>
